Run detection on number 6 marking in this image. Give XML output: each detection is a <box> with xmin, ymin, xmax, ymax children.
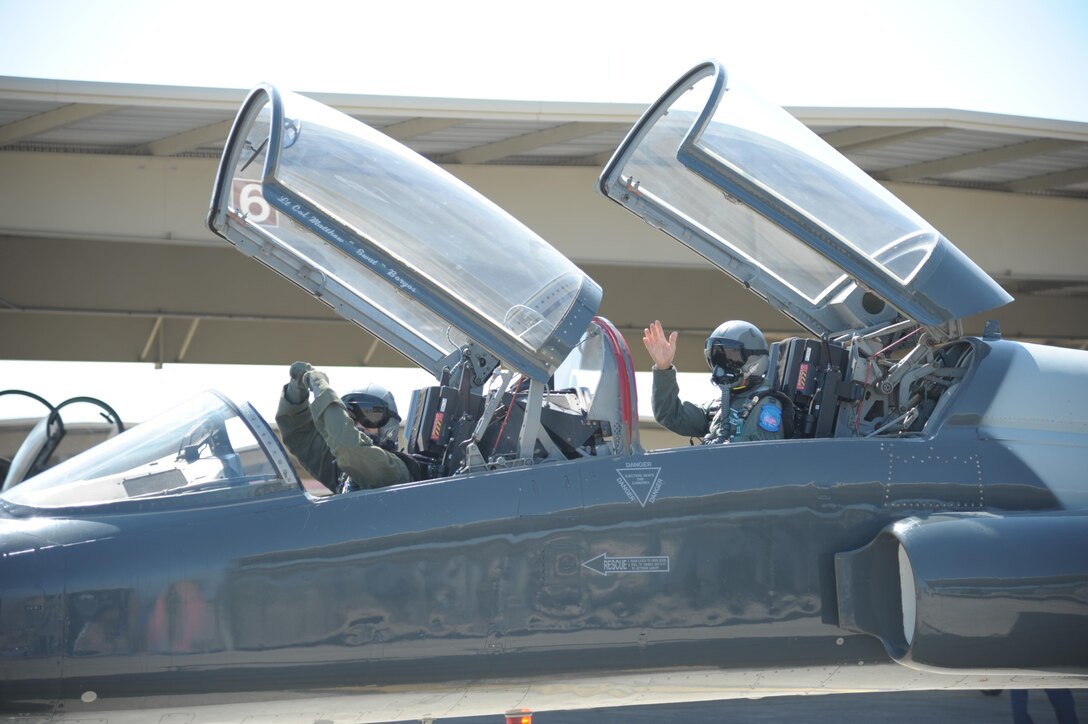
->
<box><xmin>237</xmin><ymin>181</ymin><xmax>272</xmax><ymax>223</ymax></box>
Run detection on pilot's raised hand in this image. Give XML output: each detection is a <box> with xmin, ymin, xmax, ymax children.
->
<box><xmin>285</xmin><ymin>361</ymin><xmax>313</xmax><ymax>404</ymax></box>
<box><xmin>643</xmin><ymin>320</ymin><xmax>678</xmax><ymax>370</ymax></box>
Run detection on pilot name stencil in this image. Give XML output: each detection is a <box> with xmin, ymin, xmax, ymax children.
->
<box><xmin>582</xmin><ymin>553</ymin><xmax>670</xmax><ymax>576</ymax></box>
<box><xmin>274</xmin><ymin>194</ymin><xmax>421</xmax><ymax>295</ymax></box>
<box><xmin>617</xmin><ymin>462</ymin><xmax>663</xmax><ymax>507</ymax></box>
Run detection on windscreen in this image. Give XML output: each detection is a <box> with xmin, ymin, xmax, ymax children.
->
<box><xmin>2</xmin><ymin>392</ymin><xmax>294</xmax><ymax>508</ymax></box>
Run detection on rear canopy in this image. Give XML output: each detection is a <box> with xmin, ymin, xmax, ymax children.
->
<box><xmin>598</xmin><ymin>60</ymin><xmax>1012</xmax><ymax>336</ymax></box>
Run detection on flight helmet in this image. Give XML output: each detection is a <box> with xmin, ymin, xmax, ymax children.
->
<box><xmin>342</xmin><ymin>382</ymin><xmax>401</xmax><ymax>450</ymax></box>
<box><xmin>704</xmin><ymin>320</ymin><xmax>769</xmax><ymax>391</ymax></box>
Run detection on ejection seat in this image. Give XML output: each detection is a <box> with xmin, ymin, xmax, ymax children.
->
<box><xmin>405</xmin><ymin>317</ymin><xmax>641</xmax><ymax>477</ymax></box>
<box><xmin>768</xmin><ymin>337</ymin><xmax>853</xmax><ymax>439</ymax></box>
<box><xmin>472</xmin><ymin>316</ymin><xmax>642</xmax><ymax>464</ymax></box>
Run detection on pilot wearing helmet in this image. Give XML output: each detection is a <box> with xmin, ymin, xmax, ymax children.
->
<box><xmin>643</xmin><ymin>320</ymin><xmax>784</xmax><ymax>444</ymax></box>
<box><xmin>275</xmin><ymin>361</ymin><xmax>418</xmax><ymax>494</ymax></box>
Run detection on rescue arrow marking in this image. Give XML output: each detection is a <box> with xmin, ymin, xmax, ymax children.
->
<box><xmin>581</xmin><ymin>553</ymin><xmax>670</xmax><ymax>576</ymax></box>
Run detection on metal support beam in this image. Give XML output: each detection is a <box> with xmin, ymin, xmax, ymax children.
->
<box><xmin>1002</xmin><ymin>165</ymin><xmax>1088</xmax><ymax>193</ymax></box>
<box><xmin>0</xmin><ymin>103</ymin><xmax>118</xmax><ymax>146</ymax></box>
<box><xmin>819</xmin><ymin>126</ymin><xmax>919</xmax><ymax>149</ymax></box>
<box><xmin>826</xmin><ymin>127</ymin><xmax>947</xmax><ymax>154</ymax></box>
<box><xmin>140</xmin><ymin>316</ymin><xmax>164</xmax><ymax>367</ymax></box>
<box><xmin>584</xmin><ymin>149</ymin><xmax>617</xmax><ymax>167</ymax></box>
<box><xmin>178</xmin><ymin>318</ymin><xmax>201</xmax><ymax>361</ymax></box>
<box><xmin>879</xmin><ymin>139</ymin><xmax>1085</xmax><ymax>182</ymax></box>
<box><xmin>137</xmin><ymin>120</ymin><xmax>234</xmax><ymax>156</ymax></box>
<box><xmin>445</xmin><ymin>122</ymin><xmax>625</xmax><ymax>164</ymax></box>
<box><xmin>0</xmin><ymin>304</ymin><xmax>346</xmax><ymax>325</ymax></box>
<box><xmin>379</xmin><ymin>117</ymin><xmax>465</xmax><ymax>141</ymax></box>
<box><xmin>362</xmin><ymin>337</ymin><xmax>383</xmax><ymax>365</ymax></box>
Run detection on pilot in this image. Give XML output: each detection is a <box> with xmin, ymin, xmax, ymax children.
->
<box><xmin>643</xmin><ymin>320</ymin><xmax>784</xmax><ymax>444</ymax></box>
<box><xmin>276</xmin><ymin>361</ymin><xmax>416</xmax><ymax>494</ymax></box>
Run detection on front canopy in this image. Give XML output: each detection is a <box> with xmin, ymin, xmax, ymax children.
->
<box><xmin>209</xmin><ymin>85</ymin><xmax>601</xmax><ymax>382</ymax></box>
<box><xmin>2</xmin><ymin>392</ymin><xmax>295</xmax><ymax>509</ymax></box>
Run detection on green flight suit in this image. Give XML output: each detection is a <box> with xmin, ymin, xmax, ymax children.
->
<box><xmin>276</xmin><ymin>380</ymin><xmax>410</xmax><ymax>494</ymax></box>
<box><xmin>651</xmin><ymin>366</ymin><xmax>784</xmax><ymax>443</ymax></box>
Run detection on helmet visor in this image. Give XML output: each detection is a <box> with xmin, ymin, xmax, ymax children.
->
<box><xmin>707</xmin><ymin>339</ymin><xmax>747</xmax><ymax>373</ymax></box>
<box><xmin>708</xmin><ymin>338</ymin><xmax>768</xmax><ymax>370</ymax></box>
<box><xmin>343</xmin><ymin>394</ymin><xmax>395</xmax><ymax>428</ymax></box>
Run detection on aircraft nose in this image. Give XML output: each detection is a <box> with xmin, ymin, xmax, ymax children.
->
<box><xmin>0</xmin><ymin>522</ymin><xmax>63</xmax><ymax>711</ymax></box>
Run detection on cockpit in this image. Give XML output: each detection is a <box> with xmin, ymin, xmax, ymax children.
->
<box><xmin>401</xmin><ymin>315</ymin><xmax>639</xmax><ymax>479</ymax></box>
<box><xmin>1</xmin><ymin>62</ymin><xmax>1021</xmax><ymax>511</ymax></box>
<box><xmin>598</xmin><ymin>60</ymin><xmax>1012</xmax><ymax>442</ymax></box>
<box><xmin>207</xmin><ymin>84</ymin><xmax>641</xmax><ymax>483</ymax></box>
<box><xmin>202</xmin><ymin>71</ymin><xmax>1010</xmax><ymax>476</ymax></box>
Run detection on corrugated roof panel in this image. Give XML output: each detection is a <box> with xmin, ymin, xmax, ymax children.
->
<box><xmin>187</xmin><ymin>142</ymin><xmax>228</xmax><ymax>158</ymax></box>
<box><xmin>520</xmin><ymin>129</ymin><xmax>629</xmax><ymax>158</ymax></box>
<box><xmin>492</xmin><ymin>155</ymin><xmax>600</xmax><ymax>166</ymax></box>
<box><xmin>2</xmin><ymin>78</ymin><xmax>1086</xmax><ymax>197</ymax></box>
<box><xmin>354</xmin><ymin>114</ymin><xmax>417</xmax><ymax>130</ymax></box>
<box><xmin>0</xmin><ymin>99</ymin><xmax>62</xmax><ymax>128</ymax></box>
<box><xmin>810</xmin><ymin>124</ymin><xmax>852</xmax><ymax>135</ymax></box>
<box><xmin>31</xmin><ymin>107</ymin><xmax>233</xmax><ymax>148</ymax></box>
<box><xmin>452</xmin><ymin>119</ymin><xmax>556</xmax><ymax>142</ymax></box>
<box><xmin>942</xmin><ymin>144</ymin><xmax>1088</xmax><ymax>183</ymax></box>
<box><xmin>407</xmin><ymin>120</ymin><xmax>556</xmax><ymax>155</ymax></box>
<box><xmin>847</xmin><ymin>130</ymin><xmax>1027</xmax><ymax>172</ymax></box>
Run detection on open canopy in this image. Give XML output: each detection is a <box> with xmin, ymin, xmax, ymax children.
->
<box><xmin>598</xmin><ymin>60</ymin><xmax>1012</xmax><ymax>337</ymax></box>
<box><xmin>208</xmin><ymin>85</ymin><xmax>601</xmax><ymax>382</ymax></box>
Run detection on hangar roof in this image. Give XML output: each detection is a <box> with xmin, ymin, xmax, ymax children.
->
<box><xmin>1</xmin><ymin>76</ymin><xmax>1086</xmax><ymax>373</ymax></box>
<box><xmin>2</xmin><ymin>76</ymin><xmax>1087</xmax><ymax>198</ymax></box>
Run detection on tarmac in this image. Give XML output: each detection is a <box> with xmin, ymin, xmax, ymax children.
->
<box><xmin>439</xmin><ymin>689</ymin><xmax>1087</xmax><ymax>723</ymax></box>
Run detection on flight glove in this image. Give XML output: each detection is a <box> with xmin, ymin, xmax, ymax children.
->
<box><xmin>285</xmin><ymin>360</ymin><xmax>313</xmax><ymax>404</ymax></box>
<box><xmin>303</xmin><ymin>369</ymin><xmax>331</xmax><ymax>396</ymax></box>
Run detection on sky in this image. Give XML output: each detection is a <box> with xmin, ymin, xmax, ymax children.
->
<box><xmin>1</xmin><ymin>0</ymin><xmax>1087</xmax><ymax>427</ymax></box>
<box><xmin>1</xmin><ymin>0</ymin><xmax>1087</xmax><ymax>120</ymax></box>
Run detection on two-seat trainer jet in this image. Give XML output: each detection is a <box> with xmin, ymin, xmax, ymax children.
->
<box><xmin>1</xmin><ymin>60</ymin><xmax>1085</xmax><ymax>723</ymax></box>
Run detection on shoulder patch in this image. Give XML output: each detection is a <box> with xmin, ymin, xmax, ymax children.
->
<box><xmin>757</xmin><ymin>400</ymin><xmax>782</xmax><ymax>432</ymax></box>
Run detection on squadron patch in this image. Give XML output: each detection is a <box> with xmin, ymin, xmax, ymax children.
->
<box><xmin>758</xmin><ymin>401</ymin><xmax>783</xmax><ymax>432</ymax></box>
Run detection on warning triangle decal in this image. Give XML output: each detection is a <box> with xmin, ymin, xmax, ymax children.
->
<box><xmin>616</xmin><ymin>466</ymin><xmax>663</xmax><ymax>507</ymax></box>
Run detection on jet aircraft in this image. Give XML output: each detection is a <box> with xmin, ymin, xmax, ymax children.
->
<box><xmin>1</xmin><ymin>60</ymin><xmax>1086</xmax><ymax>723</ymax></box>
